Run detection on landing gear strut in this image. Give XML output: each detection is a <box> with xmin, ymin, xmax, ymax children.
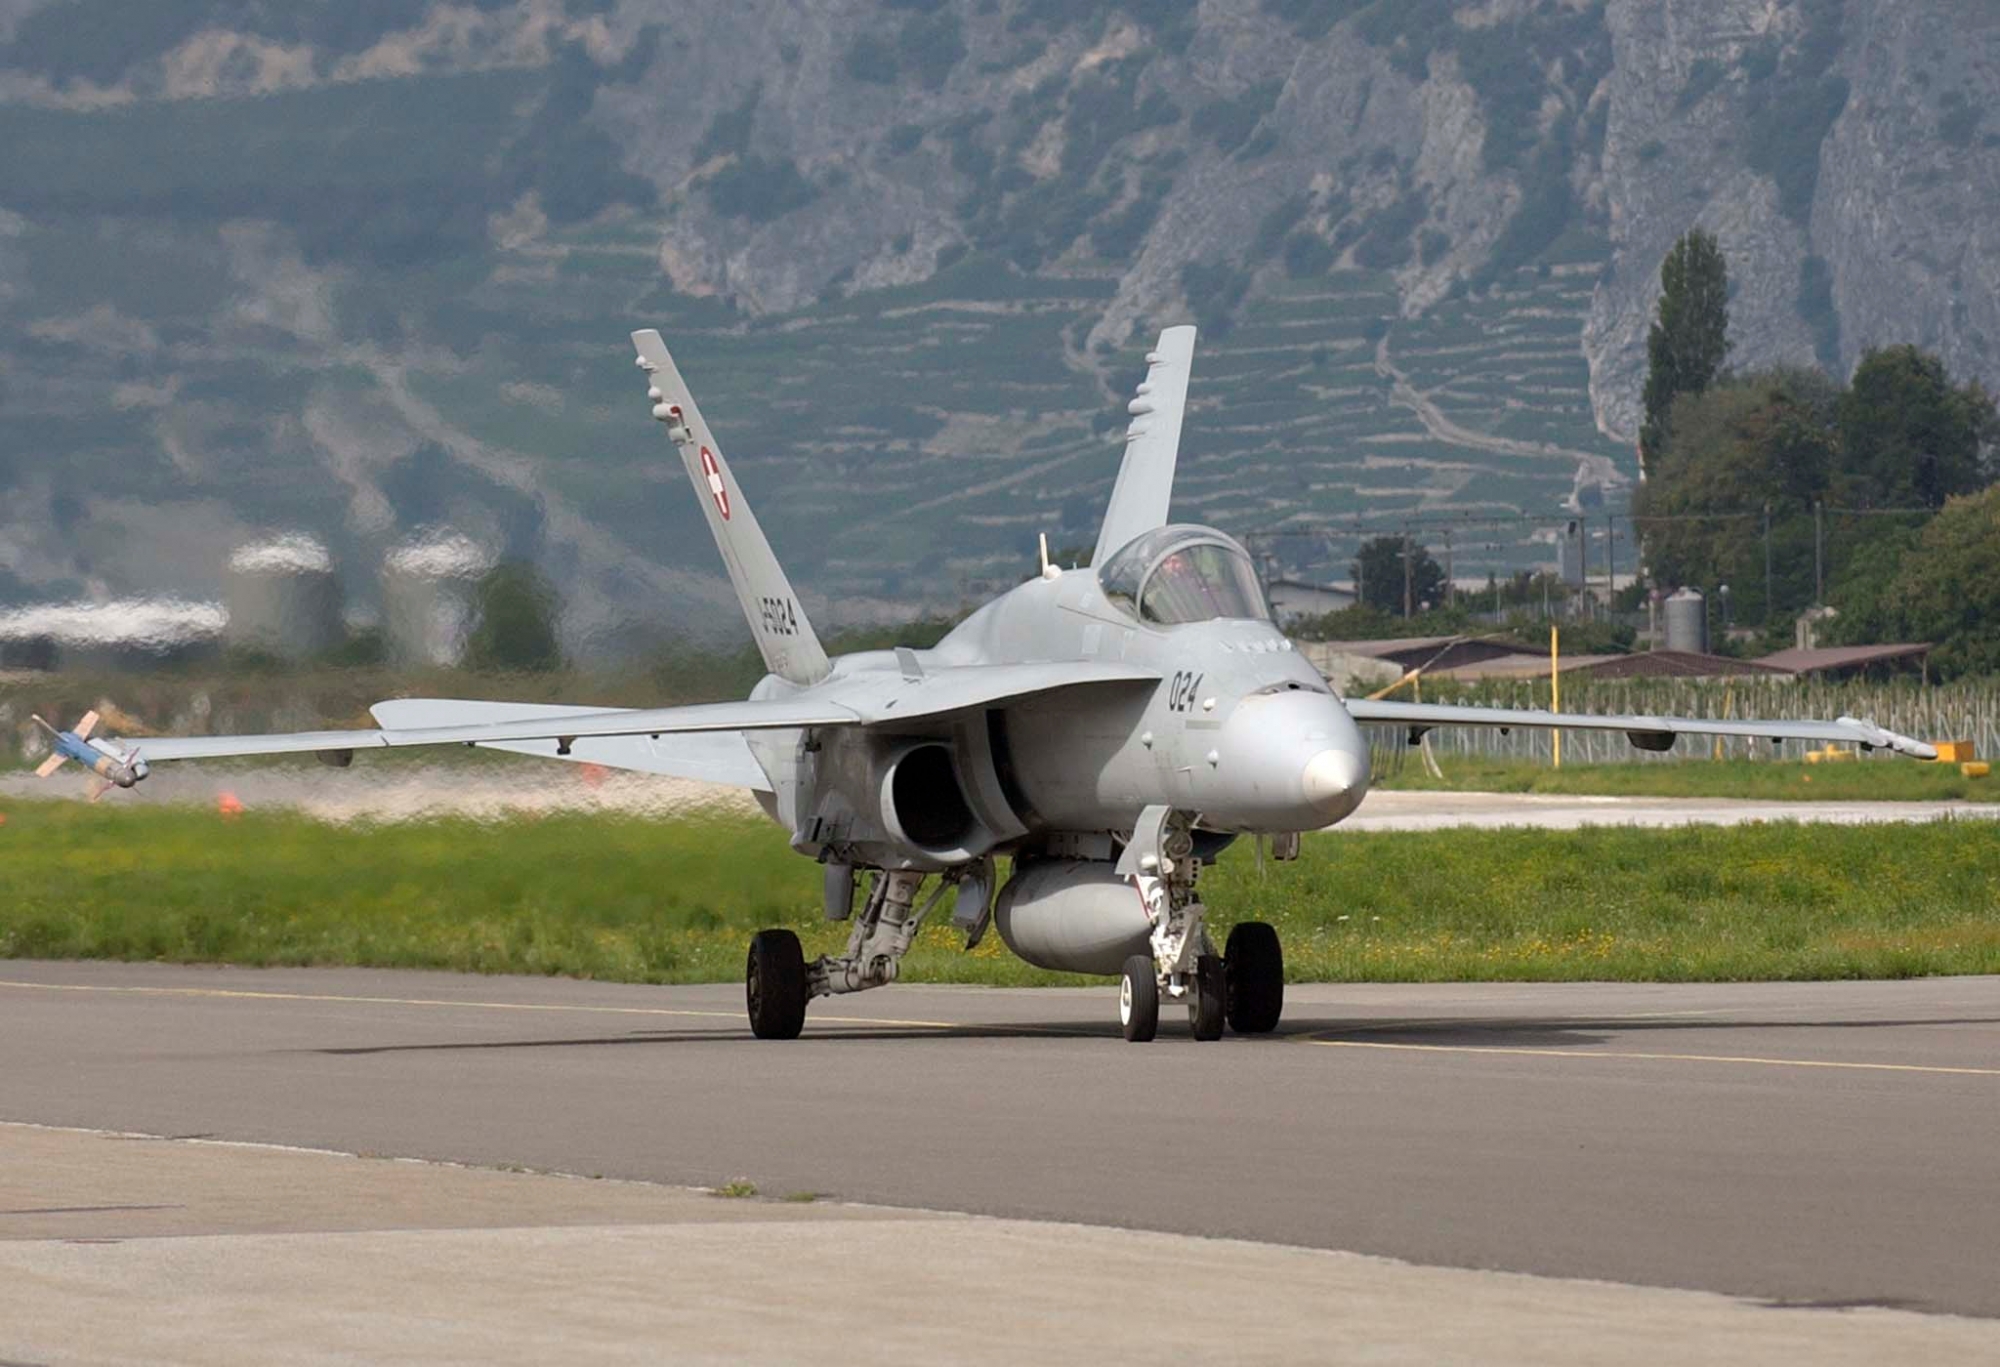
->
<box><xmin>1117</xmin><ymin>806</ymin><xmax>1227</xmax><ymax>1042</ymax></box>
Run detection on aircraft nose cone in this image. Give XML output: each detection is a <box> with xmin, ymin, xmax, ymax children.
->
<box><xmin>1301</xmin><ymin>747</ymin><xmax>1368</xmax><ymax>822</ymax></box>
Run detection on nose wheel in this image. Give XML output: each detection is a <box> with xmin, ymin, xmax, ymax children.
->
<box><xmin>1119</xmin><ymin>955</ymin><xmax>1159</xmax><ymax>1042</ymax></box>
<box><xmin>1119</xmin><ymin>952</ymin><xmax>1227</xmax><ymax>1042</ymax></box>
<box><xmin>1189</xmin><ymin>953</ymin><xmax>1226</xmax><ymax>1041</ymax></box>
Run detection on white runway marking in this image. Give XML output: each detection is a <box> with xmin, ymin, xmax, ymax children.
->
<box><xmin>1297</xmin><ymin>1035</ymin><xmax>2000</xmax><ymax>1078</ymax></box>
<box><xmin>0</xmin><ymin>978</ymin><xmax>959</xmax><ymax>1031</ymax></box>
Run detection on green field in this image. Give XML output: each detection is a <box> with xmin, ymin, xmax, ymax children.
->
<box><xmin>1371</xmin><ymin>757</ymin><xmax>2000</xmax><ymax>804</ymax></box>
<box><xmin>3</xmin><ymin>804</ymin><xmax>1996</xmax><ymax>986</ymax></box>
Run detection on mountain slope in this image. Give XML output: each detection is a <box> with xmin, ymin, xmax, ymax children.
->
<box><xmin>0</xmin><ymin>0</ymin><xmax>1992</xmax><ymax>650</ymax></box>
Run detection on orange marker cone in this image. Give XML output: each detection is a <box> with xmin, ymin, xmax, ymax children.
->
<box><xmin>217</xmin><ymin>791</ymin><xmax>244</xmax><ymax>819</ymax></box>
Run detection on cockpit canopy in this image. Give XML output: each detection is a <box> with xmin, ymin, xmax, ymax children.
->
<box><xmin>1097</xmin><ymin>525</ymin><xmax>1270</xmax><ymax>626</ymax></box>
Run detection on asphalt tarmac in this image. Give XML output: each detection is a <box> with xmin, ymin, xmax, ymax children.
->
<box><xmin>1</xmin><ymin>961</ymin><xmax>1995</xmax><ymax>1331</ymax></box>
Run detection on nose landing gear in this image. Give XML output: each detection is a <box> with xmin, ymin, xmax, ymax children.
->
<box><xmin>1115</xmin><ymin>807</ymin><xmax>1280</xmax><ymax>1042</ymax></box>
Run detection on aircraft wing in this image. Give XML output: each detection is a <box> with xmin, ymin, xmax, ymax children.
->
<box><xmin>368</xmin><ymin>700</ymin><xmax>772</xmax><ymax>790</ymax></box>
<box><xmin>1345</xmin><ymin>699</ymin><xmax>1938</xmax><ymax>760</ymax></box>
<box><xmin>111</xmin><ymin>698</ymin><xmax>861</xmax><ymax>765</ymax></box>
<box><xmin>100</xmin><ymin>664</ymin><xmax>1160</xmax><ymax>771</ymax></box>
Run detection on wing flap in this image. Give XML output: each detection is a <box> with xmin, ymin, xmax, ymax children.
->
<box><xmin>369</xmin><ymin>700</ymin><xmax>770</xmax><ymax>789</ymax></box>
<box><xmin>1346</xmin><ymin>700</ymin><xmax>1937</xmax><ymax>760</ymax></box>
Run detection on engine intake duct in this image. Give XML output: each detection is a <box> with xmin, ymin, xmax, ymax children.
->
<box><xmin>881</xmin><ymin>742</ymin><xmax>981</xmax><ymax>856</ymax></box>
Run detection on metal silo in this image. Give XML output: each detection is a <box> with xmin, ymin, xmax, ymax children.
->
<box><xmin>382</xmin><ymin>532</ymin><xmax>495</xmax><ymax>668</ymax></box>
<box><xmin>0</xmin><ymin>599</ymin><xmax>225</xmax><ymax>671</ymax></box>
<box><xmin>1663</xmin><ymin>587</ymin><xmax>1708</xmax><ymax>654</ymax></box>
<box><xmin>1558</xmin><ymin>519</ymin><xmax>1585</xmax><ymax>588</ymax></box>
<box><xmin>225</xmin><ymin>535</ymin><xmax>342</xmax><ymax>658</ymax></box>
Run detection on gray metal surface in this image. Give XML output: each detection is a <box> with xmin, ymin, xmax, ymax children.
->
<box><xmin>2</xmin><ymin>962</ymin><xmax>1995</xmax><ymax>1318</ymax></box>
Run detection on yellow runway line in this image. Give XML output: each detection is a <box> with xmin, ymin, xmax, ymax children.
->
<box><xmin>1295</xmin><ymin>1035</ymin><xmax>2000</xmax><ymax>1078</ymax></box>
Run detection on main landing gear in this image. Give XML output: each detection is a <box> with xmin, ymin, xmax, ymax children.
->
<box><xmin>745</xmin><ymin>865</ymin><xmax>985</xmax><ymax>1040</ymax></box>
<box><xmin>1115</xmin><ymin>806</ymin><xmax>1287</xmax><ymax>1042</ymax></box>
<box><xmin>746</xmin><ymin>929</ymin><xmax>809</xmax><ymax>1040</ymax></box>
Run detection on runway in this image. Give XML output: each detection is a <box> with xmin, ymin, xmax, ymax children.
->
<box><xmin>2</xmin><ymin>961</ymin><xmax>1997</xmax><ymax>1359</ymax></box>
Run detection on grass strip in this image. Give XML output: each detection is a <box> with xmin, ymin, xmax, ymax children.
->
<box><xmin>1</xmin><ymin>802</ymin><xmax>1995</xmax><ymax>985</ymax></box>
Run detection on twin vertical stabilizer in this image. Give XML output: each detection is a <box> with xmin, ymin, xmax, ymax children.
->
<box><xmin>1093</xmin><ymin>325</ymin><xmax>1197</xmax><ymax>565</ymax></box>
<box><xmin>632</xmin><ymin>329</ymin><xmax>832</xmax><ymax>686</ymax></box>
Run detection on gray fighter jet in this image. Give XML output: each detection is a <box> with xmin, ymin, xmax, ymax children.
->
<box><xmin>69</xmin><ymin>326</ymin><xmax>1936</xmax><ymax>1041</ymax></box>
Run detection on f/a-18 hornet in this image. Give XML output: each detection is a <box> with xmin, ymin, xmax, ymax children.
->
<box><xmin>54</xmin><ymin>326</ymin><xmax>1936</xmax><ymax>1041</ymax></box>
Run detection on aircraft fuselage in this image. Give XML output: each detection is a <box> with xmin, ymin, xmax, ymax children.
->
<box><xmin>746</xmin><ymin>559</ymin><xmax>1370</xmax><ymax>871</ymax></box>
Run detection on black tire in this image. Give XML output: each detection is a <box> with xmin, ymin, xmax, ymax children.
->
<box><xmin>1120</xmin><ymin>954</ymin><xmax>1160</xmax><ymax>1043</ymax></box>
<box><xmin>1224</xmin><ymin>921</ymin><xmax>1285</xmax><ymax>1035</ymax></box>
<box><xmin>746</xmin><ymin>929</ymin><xmax>809</xmax><ymax>1040</ymax></box>
<box><xmin>1189</xmin><ymin>953</ymin><xmax>1226</xmax><ymax>1041</ymax></box>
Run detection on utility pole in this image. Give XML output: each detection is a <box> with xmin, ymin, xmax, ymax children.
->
<box><xmin>1604</xmin><ymin>511</ymin><xmax>1615</xmax><ymax>608</ymax></box>
<box><xmin>1402</xmin><ymin>527</ymin><xmax>1414</xmax><ymax>619</ymax></box>
<box><xmin>1813</xmin><ymin>499</ymin><xmax>1825</xmax><ymax>605</ymax></box>
<box><xmin>1762</xmin><ymin>503</ymin><xmax>1773</xmax><ymax>625</ymax></box>
<box><xmin>1443</xmin><ymin>527</ymin><xmax>1454</xmax><ymax>610</ymax></box>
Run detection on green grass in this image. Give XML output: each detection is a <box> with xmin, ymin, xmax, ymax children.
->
<box><xmin>3</xmin><ymin>803</ymin><xmax>1996</xmax><ymax>985</ymax></box>
<box><xmin>1373</xmin><ymin>757</ymin><xmax>2000</xmax><ymax>804</ymax></box>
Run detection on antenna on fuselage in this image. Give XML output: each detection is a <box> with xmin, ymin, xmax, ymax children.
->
<box><xmin>1037</xmin><ymin>532</ymin><xmax>1059</xmax><ymax>581</ymax></box>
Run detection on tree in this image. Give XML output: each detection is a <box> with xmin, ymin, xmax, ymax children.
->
<box><xmin>466</xmin><ymin>561</ymin><xmax>562</xmax><ymax>673</ymax></box>
<box><xmin>1828</xmin><ymin>485</ymin><xmax>2000</xmax><ymax>679</ymax></box>
<box><xmin>1836</xmin><ymin>345</ymin><xmax>1997</xmax><ymax>509</ymax></box>
<box><xmin>1352</xmin><ymin>535</ymin><xmax>1445</xmax><ymax>617</ymax></box>
<box><xmin>1634</xmin><ymin>367</ymin><xmax>1838</xmax><ymax>622</ymax></box>
<box><xmin>1640</xmin><ymin>228</ymin><xmax>1731</xmax><ymax>471</ymax></box>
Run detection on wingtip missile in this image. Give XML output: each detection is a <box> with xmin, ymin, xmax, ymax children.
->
<box><xmin>30</xmin><ymin>712</ymin><xmax>148</xmax><ymax>790</ymax></box>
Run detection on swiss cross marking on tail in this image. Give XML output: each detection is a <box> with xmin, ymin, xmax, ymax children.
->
<box><xmin>700</xmin><ymin>446</ymin><xmax>731</xmax><ymax>521</ymax></box>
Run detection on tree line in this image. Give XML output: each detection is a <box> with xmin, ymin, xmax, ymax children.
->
<box><xmin>1292</xmin><ymin>230</ymin><xmax>1998</xmax><ymax>679</ymax></box>
<box><xmin>1633</xmin><ymin>228</ymin><xmax>1997</xmax><ymax>675</ymax></box>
